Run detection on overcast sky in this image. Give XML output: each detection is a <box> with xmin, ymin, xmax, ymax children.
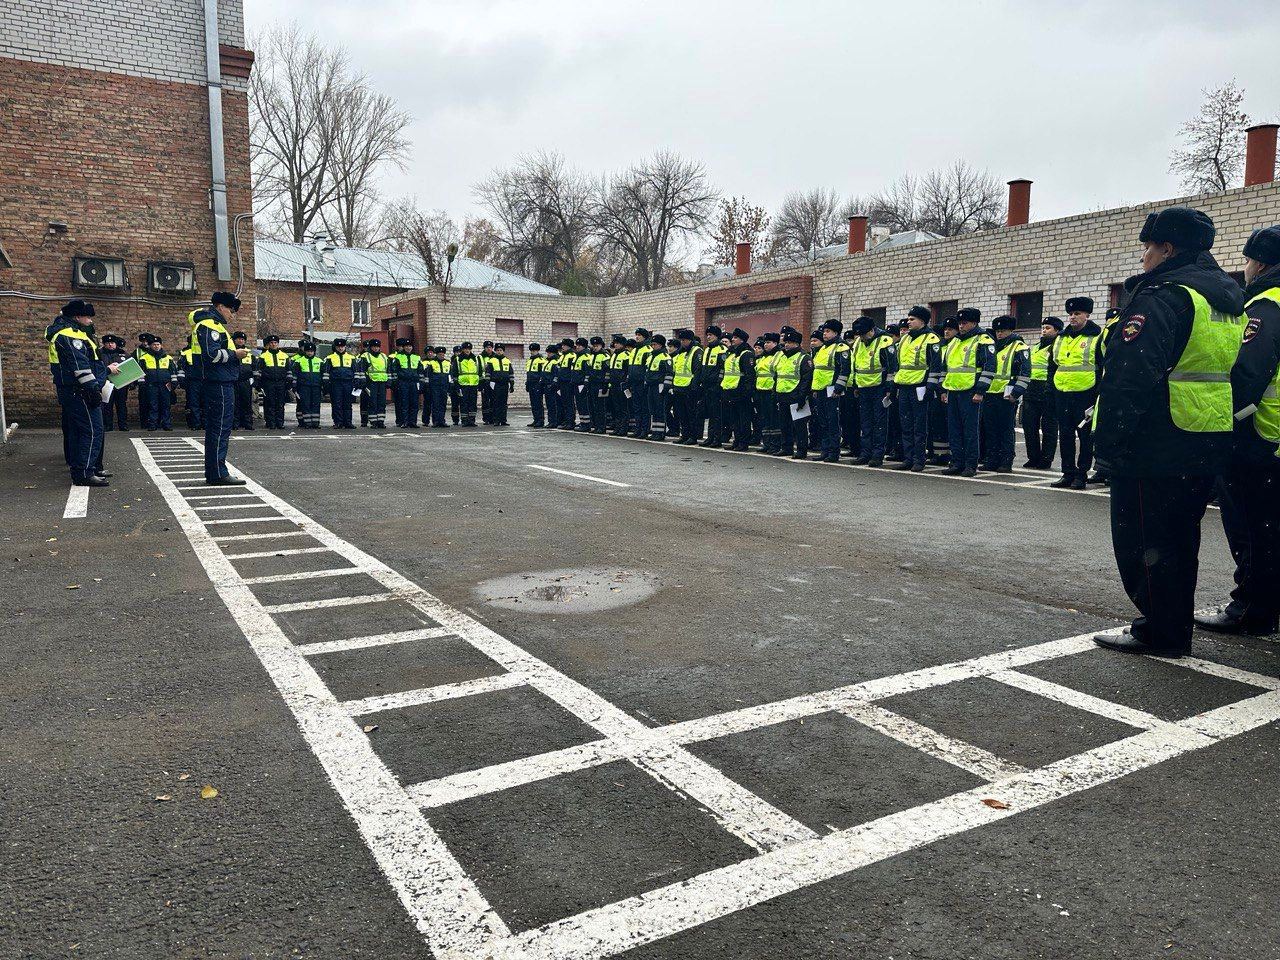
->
<box><xmin>245</xmin><ymin>0</ymin><xmax>1280</xmax><ymax>231</ymax></box>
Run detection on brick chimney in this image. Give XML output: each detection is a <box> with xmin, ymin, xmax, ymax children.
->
<box><xmin>735</xmin><ymin>242</ymin><xmax>751</xmax><ymax>276</ymax></box>
<box><xmin>847</xmin><ymin>215</ymin><xmax>868</xmax><ymax>255</ymax></box>
<box><xmin>1245</xmin><ymin>124</ymin><xmax>1278</xmax><ymax>187</ymax></box>
<box><xmin>1006</xmin><ymin>179</ymin><xmax>1032</xmax><ymax>227</ymax></box>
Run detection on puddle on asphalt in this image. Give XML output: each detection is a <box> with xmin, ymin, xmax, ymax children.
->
<box><xmin>475</xmin><ymin>567</ymin><xmax>660</xmax><ymax>613</ymax></box>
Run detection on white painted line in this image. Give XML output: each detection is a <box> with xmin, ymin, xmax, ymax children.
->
<box><xmin>262</xmin><ymin>592</ymin><xmax>399</xmax><ymax>614</ymax></box>
<box><xmin>463</xmin><ymin>690</ymin><xmax>1280</xmax><ymax>960</ymax></box>
<box><xmin>201</xmin><ymin>516</ymin><xmax>292</xmax><ymax>526</ymax></box>
<box><xmin>132</xmin><ymin>439</ymin><xmax>509</xmax><ymax>956</ymax></box>
<box><xmin>210</xmin><ymin>530</ymin><xmax>312</xmax><ymax>543</ymax></box>
<box><xmin>242</xmin><ymin>567</ymin><xmax>363</xmax><ymax>585</ymax></box>
<box><xmin>1175</xmin><ymin>656</ymin><xmax>1280</xmax><ymax>691</ymax></box>
<box><xmin>195</xmin><ymin>502</ymin><xmax>272</xmax><ymax>512</ymax></box>
<box><xmin>840</xmin><ymin>704</ymin><xmax>1028</xmax><ymax>782</ymax></box>
<box><xmin>62</xmin><ymin>485</ymin><xmax>89</xmax><ymax>519</ymax></box>
<box><xmin>225</xmin><ymin>545</ymin><xmax>333</xmax><ymax>560</ymax></box>
<box><xmin>526</xmin><ymin>464</ymin><xmax>631</xmax><ymax>488</ymax></box>
<box><xmin>343</xmin><ymin>672</ymin><xmax>528</xmax><ymax>716</ymax></box>
<box><xmin>298</xmin><ymin>626</ymin><xmax>452</xmax><ymax>656</ymax></box>
<box><xmin>990</xmin><ymin>669</ymin><xmax>1166</xmax><ymax>730</ymax></box>
<box><xmin>183</xmin><ymin>492</ymin><xmax>260</xmax><ymax>501</ymax></box>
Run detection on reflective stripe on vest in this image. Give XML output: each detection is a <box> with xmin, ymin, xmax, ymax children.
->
<box><xmin>773</xmin><ymin>350</ymin><xmax>803</xmax><ymax>393</ymax></box>
<box><xmin>325</xmin><ymin>353</ymin><xmax>354</xmax><ymax>368</ymax></box>
<box><xmin>852</xmin><ymin>336</ymin><xmax>893</xmax><ymax>387</ymax></box>
<box><xmin>139</xmin><ymin>352</ymin><xmax>172</xmax><ymax>370</ymax></box>
<box><xmin>988</xmin><ymin>340</ymin><xmax>1028</xmax><ymax>394</ymax></box>
<box><xmin>362</xmin><ymin>353</ymin><xmax>389</xmax><ymax>381</ymax></box>
<box><xmin>261</xmin><ymin>350</ymin><xmax>290</xmax><ymax>368</ymax></box>
<box><xmin>632</xmin><ymin>345</ymin><xmax>653</xmax><ymax>369</ymax></box>
<box><xmin>894</xmin><ymin>331</ymin><xmax>937</xmax><ymax>386</ymax></box>
<box><xmin>456</xmin><ymin>357</ymin><xmax>480</xmax><ymax>386</ymax></box>
<box><xmin>942</xmin><ymin>335</ymin><xmax>986</xmax><ymax>391</ymax></box>
<box><xmin>293</xmin><ymin>356</ymin><xmax>322</xmax><ymax>374</ymax></box>
<box><xmin>721</xmin><ymin>349</ymin><xmax>744</xmax><ymax>390</ymax></box>
<box><xmin>672</xmin><ymin>349</ymin><xmax>697</xmax><ymax>387</ymax></box>
<box><xmin>1244</xmin><ymin>287</ymin><xmax>1280</xmax><ymax>443</ymax></box>
<box><xmin>1030</xmin><ymin>343</ymin><xmax>1051</xmax><ymax>381</ymax></box>
<box><xmin>1164</xmin><ymin>285</ymin><xmax>1244</xmax><ymax>433</ymax></box>
<box><xmin>1051</xmin><ymin>332</ymin><xmax>1098</xmax><ymax>391</ymax></box>
<box><xmin>811</xmin><ymin>341</ymin><xmax>846</xmax><ymax>390</ymax></box>
<box><xmin>755</xmin><ymin>352</ymin><xmax>777</xmax><ymax>390</ymax></box>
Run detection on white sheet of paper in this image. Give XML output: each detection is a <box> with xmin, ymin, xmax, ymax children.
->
<box><xmin>790</xmin><ymin>401</ymin><xmax>810</xmax><ymax>421</ymax></box>
<box><xmin>881</xmin><ymin>393</ymin><xmax>893</xmax><ymax>408</ymax></box>
<box><xmin>916</xmin><ymin>386</ymin><xmax>927</xmax><ymax>401</ymax></box>
<box><xmin>623</xmin><ymin>388</ymin><xmax>632</xmax><ymax>399</ymax></box>
<box><xmin>826</xmin><ymin>385</ymin><xmax>836</xmax><ymax>397</ymax></box>
<box><xmin>100</xmin><ymin>381</ymin><xmax>115</xmax><ymax>403</ymax></box>
<box><xmin>1003</xmin><ymin>386</ymin><xmax>1014</xmax><ymax>399</ymax></box>
<box><xmin>351</xmin><ymin>389</ymin><xmax>362</xmax><ymax>398</ymax></box>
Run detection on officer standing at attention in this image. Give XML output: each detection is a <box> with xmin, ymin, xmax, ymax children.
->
<box><xmin>1022</xmin><ymin>316</ymin><xmax>1061</xmax><ymax>468</ymax></box>
<box><xmin>810</xmin><ymin>318</ymin><xmax>850</xmax><ymax>462</ymax></box>
<box><xmin>980</xmin><ymin>315</ymin><xmax>1030</xmax><ymax>472</ymax></box>
<box><xmin>449</xmin><ymin>346</ymin><xmax>463</xmax><ymax>425</ymax></box>
<box><xmin>606</xmin><ymin>334</ymin><xmax>631</xmax><ymax>434</ymax></box>
<box><xmin>774</xmin><ymin>327</ymin><xmax>813</xmax><ymax>459</ymax></box>
<box><xmin>671</xmin><ymin>329</ymin><xmax>704</xmax><ymax>444</ymax></box>
<box><xmin>718</xmin><ymin>328</ymin><xmax>756</xmax><ymax>450</ymax></box>
<box><xmin>451</xmin><ymin>341</ymin><xmax>482</xmax><ymax>427</ymax></box>
<box><xmin>389</xmin><ymin>337</ymin><xmax>422</xmax><ymax>428</ymax></box>
<box><xmin>192</xmin><ymin>291</ymin><xmax>248</xmax><ymax>484</ymax></box>
<box><xmin>940</xmin><ymin>307</ymin><xmax>994</xmax><ymax>477</ymax></box>
<box><xmin>839</xmin><ymin>328</ymin><xmax>861</xmax><ymax>458</ymax></box>
<box><xmin>1093</xmin><ymin>207</ymin><xmax>1244</xmax><ymax>657</ymax></box>
<box><xmin>628</xmin><ymin>329</ymin><xmax>653</xmax><ymax>438</ymax></box>
<box><xmin>321</xmin><ymin>338</ymin><xmax>356</xmax><ymax>428</ymax></box>
<box><xmin>133</xmin><ymin>332</ymin><xmax>154</xmax><ymax>428</ymax></box>
<box><xmin>893</xmin><ymin>306</ymin><xmax>941</xmax><ymax>472</ymax></box>
<box><xmin>756</xmin><ymin>332</ymin><xmax>782</xmax><ymax>454</ymax></box>
<box><xmin>140</xmin><ymin>335</ymin><xmax>176</xmax><ymax>430</ymax></box>
<box><xmin>289</xmin><ymin>339</ymin><xmax>323</xmax><ymax>429</ymax></box>
<box><xmin>354</xmin><ymin>338</ymin><xmax>389</xmax><ymax>428</ymax></box>
<box><xmin>489</xmin><ymin>343</ymin><xmax>514</xmax><ymax>426</ymax></box>
<box><xmin>229</xmin><ymin>331</ymin><xmax>257</xmax><ymax>430</ymax></box>
<box><xmin>542</xmin><ymin>343</ymin><xmax>562</xmax><ymax>429</ymax></box>
<box><xmin>850</xmin><ymin>316</ymin><xmax>898</xmax><ymax>467</ymax></box>
<box><xmin>256</xmin><ymin>334</ymin><xmax>291</xmax><ymax>429</ymax></box>
<box><xmin>177</xmin><ymin>343</ymin><xmax>203</xmax><ymax>429</ymax></box>
<box><xmin>52</xmin><ymin>299</ymin><xmax>114</xmax><ymax>486</ymax></box>
<box><xmin>423</xmin><ymin>346</ymin><xmax>451</xmax><ymax>427</ymax></box>
<box><xmin>1048</xmin><ymin>297</ymin><xmax>1103</xmax><ymax>489</ymax></box>
<box><xmin>1195</xmin><ymin>224</ymin><xmax>1280</xmax><ymax>637</ymax></box>
<box><xmin>99</xmin><ymin>335</ymin><xmax>130</xmax><ymax>432</ymax></box>
<box><xmin>479</xmin><ymin>342</ymin><xmax>498</xmax><ymax>424</ymax></box>
<box><xmin>640</xmin><ymin>333</ymin><xmax>671</xmax><ymax>440</ymax></box>
<box><xmin>699</xmin><ymin>326</ymin><xmax>728</xmax><ymax>447</ymax></box>
<box><xmin>525</xmin><ymin>342</ymin><xmax>548</xmax><ymax>427</ymax></box>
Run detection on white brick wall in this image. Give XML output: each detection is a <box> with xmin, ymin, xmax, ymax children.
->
<box><xmin>0</xmin><ymin>0</ymin><xmax>247</xmax><ymax>90</ymax></box>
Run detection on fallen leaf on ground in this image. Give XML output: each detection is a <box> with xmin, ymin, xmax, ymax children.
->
<box><xmin>200</xmin><ymin>785</ymin><xmax>219</xmax><ymax>800</ymax></box>
<box><xmin>363</xmin><ymin>724</ymin><xmax>379</xmax><ymax>733</ymax></box>
<box><xmin>981</xmin><ymin>798</ymin><xmax>1010</xmax><ymax>810</ymax></box>
<box><xmin>154</xmin><ymin>794</ymin><xmax>172</xmax><ymax>802</ymax></box>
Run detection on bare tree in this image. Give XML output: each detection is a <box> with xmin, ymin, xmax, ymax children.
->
<box><xmin>590</xmin><ymin>151</ymin><xmax>718</xmax><ymax>291</ymax></box>
<box><xmin>1170</xmin><ymin>79</ymin><xmax>1250</xmax><ymax>193</ymax></box>
<box><xmin>917</xmin><ymin>161</ymin><xmax>1006</xmax><ymax>235</ymax></box>
<box><xmin>461</xmin><ymin>218</ymin><xmax>502</xmax><ymax>264</ymax></box>
<box><xmin>474</xmin><ymin>151</ymin><xmax>593</xmax><ymax>288</ymax></box>
<box><xmin>705</xmin><ymin>196</ymin><xmax>770</xmax><ymax>266</ymax></box>
<box><xmin>249</xmin><ymin>25</ymin><xmax>346</xmax><ymax>242</ymax></box>
<box><xmin>769</xmin><ymin>188</ymin><xmax>852</xmax><ymax>259</ymax></box>
<box><xmin>375</xmin><ymin>198</ymin><xmax>460</xmax><ymax>286</ymax></box>
<box><xmin>866</xmin><ymin>174</ymin><xmax>921</xmax><ymax>234</ymax></box>
<box><xmin>320</xmin><ymin>82</ymin><xmax>411</xmax><ymax>246</ymax></box>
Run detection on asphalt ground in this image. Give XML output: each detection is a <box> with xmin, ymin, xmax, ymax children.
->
<box><xmin>2</xmin><ymin>421</ymin><xmax>1278</xmax><ymax>960</ymax></box>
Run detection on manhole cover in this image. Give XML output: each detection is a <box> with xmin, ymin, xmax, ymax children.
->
<box><xmin>475</xmin><ymin>567</ymin><xmax>660</xmax><ymax>613</ymax></box>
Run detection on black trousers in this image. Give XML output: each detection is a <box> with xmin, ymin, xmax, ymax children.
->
<box><xmin>703</xmin><ymin>389</ymin><xmax>723</xmax><ymax>444</ymax></box>
<box><xmin>234</xmin><ymin>380</ymin><xmax>255</xmax><ymax>428</ymax></box>
<box><xmin>839</xmin><ymin>393</ymin><xmax>859</xmax><ymax>454</ymax></box>
<box><xmin>361</xmin><ymin>382</ymin><xmax>388</xmax><ymax>427</ymax></box>
<box><xmin>1216</xmin><ymin>459</ymin><xmax>1280</xmax><ymax>624</ymax></box>
<box><xmin>428</xmin><ymin>385</ymin><xmax>448</xmax><ymax>426</ymax></box>
<box><xmin>328</xmin><ymin>382</ymin><xmax>354</xmax><ymax>428</ymax></box>
<box><xmin>450</xmin><ymin>386</ymin><xmax>461</xmax><ymax>424</ymax></box>
<box><xmin>1021</xmin><ymin>384</ymin><xmax>1057</xmax><ymax>467</ymax></box>
<box><xmin>490</xmin><ymin>383</ymin><xmax>510</xmax><ymax>425</ymax></box>
<box><xmin>674</xmin><ymin>389</ymin><xmax>701</xmax><ymax>440</ymax></box>
<box><xmin>481</xmin><ymin>381</ymin><xmax>494</xmax><ymax>423</ymax></box>
<box><xmin>263</xmin><ymin>380</ymin><xmax>288</xmax><ymax>428</ymax></box>
<box><xmin>529</xmin><ymin>386</ymin><xmax>546</xmax><ymax>426</ymax></box>
<box><xmin>758</xmin><ymin>391</ymin><xmax>780</xmax><ymax>451</ymax></box>
<box><xmin>779</xmin><ymin>396</ymin><xmax>808</xmax><ymax>456</ymax></box>
<box><xmin>296</xmin><ymin>383</ymin><xmax>322</xmax><ymax>428</ymax></box>
<box><xmin>644</xmin><ymin>383</ymin><xmax>665</xmax><ymax>437</ymax></box>
<box><xmin>103</xmin><ymin>385</ymin><xmax>129</xmax><ymax>430</ymax></box>
<box><xmin>1110</xmin><ymin>473</ymin><xmax>1215</xmax><ymax>652</ymax></box>
<box><xmin>184</xmin><ymin>384</ymin><xmax>203</xmax><ymax>429</ymax></box>
<box><xmin>459</xmin><ymin>385</ymin><xmax>478</xmax><ymax>426</ymax></box>
<box><xmin>394</xmin><ymin>380</ymin><xmax>419</xmax><ymax>427</ymax></box>
<box><xmin>1056</xmin><ymin>388</ymin><xmax>1096</xmax><ymax>479</ymax></box>
<box><xmin>144</xmin><ymin>382</ymin><xmax>172</xmax><ymax>430</ymax></box>
<box><xmin>202</xmin><ymin>381</ymin><xmax>235</xmax><ymax>482</ymax></box>
<box><xmin>588</xmin><ymin>386</ymin><xmax>608</xmax><ymax>431</ymax></box>
<box><xmin>928</xmin><ymin>393</ymin><xmax>949</xmax><ymax>463</ymax></box>
<box><xmin>897</xmin><ymin>385</ymin><xmax>929</xmax><ymax>468</ymax></box>
<box><xmin>980</xmin><ymin>395</ymin><xmax>1018</xmax><ymax>470</ymax></box>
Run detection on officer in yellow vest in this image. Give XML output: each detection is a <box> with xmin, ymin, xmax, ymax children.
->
<box><xmin>50</xmin><ymin>299</ymin><xmax>113</xmax><ymax>486</ymax></box>
<box><xmin>893</xmin><ymin>307</ymin><xmax>941</xmax><ymax>471</ymax></box>
<box><xmin>607</xmin><ymin>334</ymin><xmax>632</xmax><ymax>434</ymax></box>
<box><xmin>424</xmin><ymin>345</ymin><xmax>452</xmax><ymax>428</ymax></box>
<box><xmin>192</xmin><ymin>291</ymin><xmax>248</xmax><ymax>484</ymax></box>
<box><xmin>810</xmin><ymin>318</ymin><xmax>850</xmax><ymax>462</ymax></box>
<box><xmin>849</xmin><ymin>316</ymin><xmax>898</xmax><ymax>467</ymax></box>
<box><xmin>980</xmin><ymin>315</ymin><xmax>1031</xmax><ymax>473</ymax></box>
<box><xmin>640</xmin><ymin>333</ymin><xmax>672</xmax><ymax>440</ymax></box>
<box><xmin>1196</xmin><ymin>224</ymin><xmax>1280</xmax><ymax>637</ymax></box>
<box><xmin>354</xmin><ymin>338</ymin><xmax>389</xmax><ymax>429</ymax></box>
<box><xmin>480</xmin><ymin>341</ymin><xmax>498</xmax><ymax>424</ymax></box>
<box><xmin>139</xmin><ymin>335</ymin><xmax>176</xmax><ymax>430</ymax></box>
<box><xmin>489</xmin><ymin>342</ymin><xmax>515</xmax><ymax>426</ymax></box>
<box><xmin>256</xmin><ymin>334</ymin><xmax>292</xmax><ymax>429</ymax></box>
<box><xmin>389</xmin><ymin>337</ymin><xmax>423</xmax><ymax>428</ymax></box>
<box><xmin>1094</xmin><ymin>206</ymin><xmax>1244</xmax><ymax>657</ymax></box>
<box><xmin>541</xmin><ymin>343</ymin><xmax>562</xmax><ymax>428</ymax></box>
<box><xmin>940</xmin><ymin>308</ymin><xmax>994</xmax><ymax>476</ymax></box>
<box><xmin>99</xmin><ymin>335</ymin><xmax>130</xmax><ymax>431</ymax></box>
<box><xmin>628</xmin><ymin>329</ymin><xmax>653</xmax><ymax>437</ymax></box>
<box><xmin>1048</xmin><ymin>296</ymin><xmax>1104</xmax><ymax>489</ymax></box>
<box><xmin>230</xmin><ymin>330</ymin><xmax>258</xmax><ymax>430</ymax></box>
<box><xmin>755</xmin><ymin>334</ymin><xmax>781</xmax><ymax>453</ymax></box>
<box><xmin>451</xmin><ymin>341</ymin><xmax>482</xmax><ymax>427</ymax></box>
<box><xmin>565</xmin><ymin>337</ymin><xmax>590</xmax><ymax>430</ymax></box>
<box><xmin>699</xmin><ymin>326</ymin><xmax>728</xmax><ymax>447</ymax></box>
<box><xmin>322</xmin><ymin>338</ymin><xmax>357</xmax><ymax>429</ymax></box>
<box><xmin>671</xmin><ymin>329</ymin><xmax>704</xmax><ymax>444</ymax></box>
<box><xmin>774</xmin><ymin>327</ymin><xmax>813</xmax><ymax>459</ymax></box>
<box><xmin>1021</xmin><ymin>317</ymin><xmax>1060</xmax><ymax>468</ymax></box>
<box><xmin>290</xmin><ymin>339</ymin><xmax>324</xmax><ymax>429</ymax></box>
<box><xmin>525</xmin><ymin>342</ymin><xmax>549</xmax><ymax>427</ymax></box>
<box><xmin>720</xmin><ymin>327</ymin><xmax>756</xmax><ymax>451</ymax></box>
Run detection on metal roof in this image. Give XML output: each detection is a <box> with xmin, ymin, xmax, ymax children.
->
<box><xmin>696</xmin><ymin>229</ymin><xmax>943</xmax><ymax>282</ymax></box>
<box><xmin>254</xmin><ymin>239</ymin><xmax>561</xmax><ymax>296</ymax></box>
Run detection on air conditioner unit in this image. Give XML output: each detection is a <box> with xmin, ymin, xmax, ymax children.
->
<box><xmin>71</xmin><ymin>256</ymin><xmax>126</xmax><ymax>290</ymax></box>
<box><xmin>147</xmin><ymin>260</ymin><xmax>197</xmax><ymax>294</ymax></box>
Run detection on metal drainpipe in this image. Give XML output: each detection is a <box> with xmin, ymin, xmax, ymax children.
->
<box><xmin>203</xmin><ymin>0</ymin><xmax>232</xmax><ymax>281</ymax></box>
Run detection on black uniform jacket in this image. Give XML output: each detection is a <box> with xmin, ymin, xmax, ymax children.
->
<box><xmin>1232</xmin><ymin>264</ymin><xmax>1280</xmax><ymax>463</ymax></box>
<box><xmin>1094</xmin><ymin>250</ymin><xmax>1245</xmax><ymax>477</ymax></box>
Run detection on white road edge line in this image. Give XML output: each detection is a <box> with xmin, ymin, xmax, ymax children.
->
<box><xmin>62</xmin><ymin>485</ymin><xmax>89</xmax><ymax>519</ymax></box>
<box><xmin>526</xmin><ymin>464</ymin><xmax>631</xmax><ymax>488</ymax></box>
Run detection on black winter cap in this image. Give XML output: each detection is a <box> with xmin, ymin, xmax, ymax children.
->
<box><xmin>101</xmin><ymin>334</ymin><xmax>122</xmax><ymax>346</ymax></box>
<box><xmin>1139</xmin><ymin>206</ymin><xmax>1216</xmax><ymax>252</ymax></box>
<box><xmin>943</xmin><ymin>317</ymin><xmax>960</xmax><ymax>331</ymax></box>
<box><xmin>763</xmin><ymin>332</ymin><xmax>781</xmax><ymax>344</ymax></box>
<box><xmin>529</xmin><ymin>343</ymin><xmax>541</xmax><ymax>350</ymax></box>
<box><xmin>850</xmin><ymin>316</ymin><xmax>874</xmax><ymax>335</ymax></box>
<box><xmin>706</xmin><ymin>325</ymin><xmax>723</xmax><ymax>338</ymax></box>
<box><xmin>1243</xmin><ymin>225</ymin><xmax>1280</xmax><ymax>266</ymax></box>
<box><xmin>395</xmin><ymin>337</ymin><xmax>411</xmax><ymax>346</ymax></box>
<box><xmin>1042</xmin><ymin>316</ymin><xmax>1064</xmax><ymax>331</ymax></box>
<box><xmin>1065</xmin><ymin>296</ymin><xmax>1094</xmax><ymax>314</ymax></box>
<box><xmin>992</xmin><ymin>315</ymin><xmax>1017</xmax><ymax>331</ymax></box>
<box><xmin>782</xmin><ymin>329</ymin><xmax>802</xmax><ymax>344</ymax></box>
<box><xmin>211</xmin><ymin>291</ymin><xmax>241</xmax><ymax>311</ymax></box>
<box><xmin>62</xmin><ymin>298</ymin><xmax>95</xmax><ymax>318</ymax></box>
<box><xmin>590</xmin><ymin>336</ymin><xmax>605</xmax><ymax>346</ymax></box>
<box><xmin>956</xmin><ymin>307</ymin><xmax>981</xmax><ymax>325</ymax></box>
<box><xmin>821</xmin><ymin>318</ymin><xmax>843</xmax><ymax>334</ymax></box>
<box><xmin>907</xmin><ymin>305</ymin><xmax>931</xmax><ymax>322</ymax></box>
<box><xmin>651</xmin><ymin>333</ymin><xmax>667</xmax><ymax>345</ymax></box>
<box><xmin>731</xmin><ymin>327</ymin><xmax>749</xmax><ymax>342</ymax></box>
<box><xmin>264</xmin><ymin>334</ymin><xmax>280</xmax><ymax>344</ymax></box>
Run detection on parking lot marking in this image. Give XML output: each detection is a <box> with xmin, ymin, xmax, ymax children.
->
<box><xmin>990</xmin><ymin>669</ymin><xmax>1168</xmax><ymax>729</ymax></box>
<box><xmin>225</xmin><ymin>545</ymin><xmax>332</xmax><ymax>560</ymax></box>
<box><xmin>202</xmin><ymin>515</ymin><xmax>294</xmax><ymax>526</ymax></box>
<box><xmin>342</xmin><ymin>672</ymin><xmax>529</xmax><ymax>716</ymax></box>
<box><xmin>261</xmin><ymin>592</ymin><xmax>399</xmax><ymax>614</ymax></box>
<box><xmin>211</xmin><ymin>530</ymin><xmax>312</xmax><ymax>543</ymax></box>
<box><xmin>241</xmin><ymin>567</ymin><xmax>363</xmax><ymax>585</ymax></box>
<box><xmin>298</xmin><ymin>626</ymin><xmax>453</xmax><ymax>656</ymax></box>
<box><xmin>184</xmin><ymin>492</ymin><xmax>261</xmax><ymax>502</ymax></box>
<box><xmin>195</xmin><ymin>502</ymin><xmax>274</xmax><ymax>511</ymax></box>
<box><xmin>840</xmin><ymin>704</ymin><xmax>1029</xmax><ymax>782</ymax></box>
<box><xmin>526</xmin><ymin>464</ymin><xmax>631</xmax><ymax>488</ymax></box>
<box><xmin>62</xmin><ymin>485</ymin><xmax>89</xmax><ymax>519</ymax></box>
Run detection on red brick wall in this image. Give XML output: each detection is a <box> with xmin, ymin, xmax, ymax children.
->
<box><xmin>693</xmin><ymin>277</ymin><xmax>813</xmax><ymax>340</ymax></box>
<box><xmin>254</xmin><ymin>281</ymin><xmax>387</xmax><ymax>341</ymax></box>
<box><xmin>0</xmin><ymin>57</ymin><xmax>254</xmax><ymax>425</ymax></box>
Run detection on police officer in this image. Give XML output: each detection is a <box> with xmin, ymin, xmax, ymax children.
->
<box><xmin>1048</xmin><ymin>297</ymin><xmax>1103</xmax><ymax>489</ymax></box>
<box><xmin>849</xmin><ymin>316</ymin><xmax>898</xmax><ymax>467</ymax></box>
<box><xmin>699</xmin><ymin>326</ymin><xmax>728</xmax><ymax>447</ymax></box>
<box><xmin>133</xmin><ymin>332</ymin><xmax>154</xmax><ymax>428</ymax></box>
<box><xmin>838</xmin><ymin>328</ymin><xmax>861</xmax><ymax>457</ymax></box>
<box><xmin>449</xmin><ymin>345</ymin><xmax>463</xmax><ymax>425</ymax></box>
<box><xmin>99</xmin><ymin>335</ymin><xmax>130</xmax><ymax>431</ymax></box>
<box><xmin>424</xmin><ymin>345</ymin><xmax>451</xmax><ymax>428</ymax></box>
<box><xmin>290</xmin><ymin>339</ymin><xmax>324</xmax><ymax>429</ymax></box>
<box><xmin>542</xmin><ymin>343</ymin><xmax>562</xmax><ymax>429</ymax></box>
<box><xmin>229</xmin><ymin>331</ymin><xmax>257</xmax><ymax>430</ymax></box>
<box><xmin>629</xmin><ymin>329</ymin><xmax>653</xmax><ymax>438</ymax></box>
<box><xmin>671</xmin><ymin>329</ymin><xmax>703</xmax><ymax>444</ymax></box>
<box><xmin>563</xmin><ymin>337</ymin><xmax>588</xmax><ymax>430</ymax></box>
<box><xmin>1093</xmin><ymin>207</ymin><xmax>1244</xmax><ymax>657</ymax></box>
<box><xmin>583</xmin><ymin>336</ymin><xmax>610</xmax><ymax>433</ymax></box>
<box><xmin>894</xmin><ymin>306</ymin><xmax>941</xmax><ymax>472</ymax></box>
<box><xmin>927</xmin><ymin>317</ymin><xmax>957</xmax><ymax>465</ymax></box>
<box><xmin>1196</xmin><ymin>224</ymin><xmax>1280</xmax><ymax>637</ymax></box>
<box><xmin>489</xmin><ymin>342</ymin><xmax>514</xmax><ymax>426</ymax></box>
<box><xmin>51</xmin><ymin>299</ymin><xmax>113</xmax><ymax>486</ymax></box>
<box><xmin>980</xmin><ymin>315</ymin><xmax>1030</xmax><ymax>473</ymax></box>
<box><xmin>192</xmin><ymin>291</ymin><xmax>247</xmax><ymax>484</ymax></box>
<box><xmin>810</xmin><ymin>319</ymin><xmax>850</xmax><ymax>462</ymax></box>
<box><xmin>322</xmin><ymin>338</ymin><xmax>356</xmax><ymax>428</ymax></box>
<box><xmin>525</xmin><ymin>342</ymin><xmax>548</xmax><ymax>427</ymax></box>
<box><xmin>940</xmin><ymin>307</ymin><xmax>994</xmax><ymax>477</ymax></box>
<box><xmin>452</xmin><ymin>341</ymin><xmax>482</xmax><ymax>426</ymax></box>
<box><xmin>720</xmin><ymin>328</ymin><xmax>756</xmax><ymax>451</ymax></box>
<box><xmin>354</xmin><ymin>338</ymin><xmax>389</xmax><ymax>429</ymax></box>
<box><xmin>140</xmin><ymin>335</ymin><xmax>176</xmax><ymax>430</ymax></box>
<box><xmin>640</xmin><ymin>333</ymin><xmax>671</xmax><ymax>440</ymax></box>
<box><xmin>177</xmin><ymin>343</ymin><xmax>203</xmax><ymax>429</ymax></box>
<box><xmin>756</xmin><ymin>332</ymin><xmax>782</xmax><ymax>454</ymax></box>
<box><xmin>389</xmin><ymin>337</ymin><xmax>422</xmax><ymax>428</ymax></box>
<box><xmin>774</xmin><ymin>327</ymin><xmax>813</xmax><ymax>459</ymax></box>
<box><xmin>257</xmin><ymin>334</ymin><xmax>291</xmax><ymax>429</ymax></box>
<box><xmin>1022</xmin><ymin>316</ymin><xmax>1061</xmax><ymax>468</ymax></box>
<box><xmin>606</xmin><ymin>335</ymin><xmax>631</xmax><ymax>434</ymax></box>
<box><xmin>479</xmin><ymin>341</ymin><xmax>498</xmax><ymax>424</ymax></box>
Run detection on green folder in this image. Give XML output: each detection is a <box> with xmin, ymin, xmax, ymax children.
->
<box><xmin>108</xmin><ymin>357</ymin><xmax>145</xmax><ymax>388</ymax></box>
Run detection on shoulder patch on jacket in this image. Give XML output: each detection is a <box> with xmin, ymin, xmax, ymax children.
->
<box><xmin>1243</xmin><ymin>317</ymin><xmax>1261</xmax><ymax>344</ymax></box>
<box><xmin>1121</xmin><ymin>316</ymin><xmax>1145</xmax><ymax>342</ymax></box>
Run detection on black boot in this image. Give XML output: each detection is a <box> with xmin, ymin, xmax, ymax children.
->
<box><xmin>1193</xmin><ymin>608</ymin><xmax>1279</xmax><ymax>636</ymax></box>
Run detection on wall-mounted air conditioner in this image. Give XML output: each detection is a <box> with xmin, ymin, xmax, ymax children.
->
<box><xmin>148</xmin><ymin>261</ymin><xmax>197</xmax><ymax>294</ymax></box>
<box><xmin>71</xmin><ymin>256</ymin><xmax>126</xmax><ymax>290</ymax></box>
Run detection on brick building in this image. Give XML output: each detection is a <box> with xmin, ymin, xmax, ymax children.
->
<box><xmin>0</xmin><ymin>0</ymin><xmax>254</xmax><ymax>426</ymax></box>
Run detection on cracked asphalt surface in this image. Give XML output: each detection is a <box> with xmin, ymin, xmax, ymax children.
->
<box><xmin>2</xmin><ymin>424</ymin><xmax>1278</xmax><ymax>960</ymax></box>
